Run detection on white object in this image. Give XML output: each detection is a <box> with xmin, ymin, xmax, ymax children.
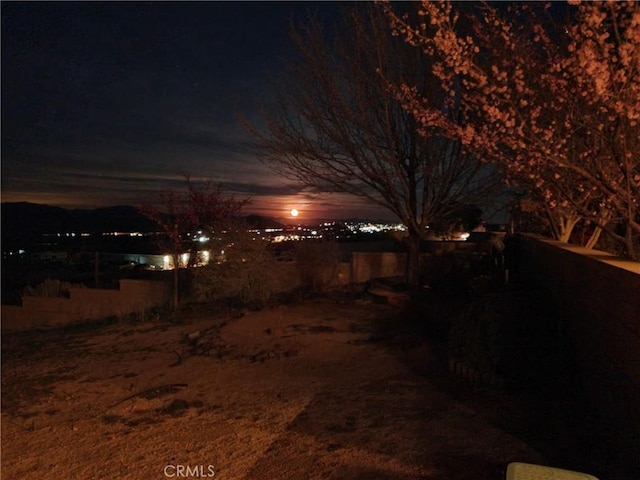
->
<box><xmin>506</xmin><ymin>462</ymin><xmax>599</xmax><ymax>480</ymax></box>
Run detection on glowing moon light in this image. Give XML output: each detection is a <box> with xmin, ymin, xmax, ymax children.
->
<box><xmin>290</xmin><ymin>209</ymin><xmax>299</xmax><ymax>217</ymax></box>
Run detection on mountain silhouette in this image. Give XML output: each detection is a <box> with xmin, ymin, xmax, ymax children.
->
<box><xmin>1</xmin><ymin>202</ymin><xmax>284</xmax><ymax>248</ymax></box>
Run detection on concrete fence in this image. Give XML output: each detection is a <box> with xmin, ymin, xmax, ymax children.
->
<box><xmin>2</xmin><ymin>279</ymin><xmax>171</xmax><ymax>332</ymax></box>
<box><xmin>517</xmin><ymin>235</ymin><xmax>640</xmax><ymax>433</ymax></box>
<box><xmin>1</xmin><ymin>252</ymin><xmax>411</xmax><ymax>332</ymax></box>
<box><xmin>349</xmin><ymin>251</ymin><xmax>407</xmax><ymax>283</ymax></box>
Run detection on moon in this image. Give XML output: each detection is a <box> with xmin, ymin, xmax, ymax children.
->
<box><xmin>290</xmin><ymin>209</ymin><xmax>299</xmax><ymax>217</ymax></box>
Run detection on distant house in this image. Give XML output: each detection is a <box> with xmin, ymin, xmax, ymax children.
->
<box><xmin>30</xmin><ymin>250</ymin><xmax>68</xmax><ymax>263</ymax></box>
<box><xmin>101</xmin><ymin>250</ymin><xmax>211</xmax><ymax>270</ymax></box>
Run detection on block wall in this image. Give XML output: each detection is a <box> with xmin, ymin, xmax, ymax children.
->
<box><xmin>2</xmin><ymin>279</ymin><xmax>171</xmax><ymax>332</ymax></box>
<box><xmin>517</xmin><ymin>235</ymin><xmax>640</xmax><ymax>432</ymax></box>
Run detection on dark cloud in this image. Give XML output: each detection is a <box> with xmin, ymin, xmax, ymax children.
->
<box><xmin>1</xmin><ymin>1</ymin><xmax>387</xmax><ymax>220</ymax></box>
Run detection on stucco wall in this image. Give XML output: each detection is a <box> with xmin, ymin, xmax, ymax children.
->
<box><xmin>1</xmin><ymin>250</ymin><xmax>460</xmax><ymax>332</ymax></box>
<box><xmin>2</xmin><ymin>279</ymin><xmax>171</xmax><ymax>332</ymax></box>
<box><xmin>1</xmin><ymin>255</ymin><xmax>399</xmax><ymax>332</ymax></box>
<box><xmin>517</xmin><ymin>235</ymin><xmax>640</xmax><ymax>431</ymax></box>
<box><xmin>350</xmin><ymin>252</ymin><xmax>407</xmax><ymax>284</ymax></box>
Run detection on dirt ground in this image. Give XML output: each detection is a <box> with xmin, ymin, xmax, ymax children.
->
<box><xmin>3</xmin><ymin>294</ymin><xmax>548</xmax><ymax>480</ymax></box>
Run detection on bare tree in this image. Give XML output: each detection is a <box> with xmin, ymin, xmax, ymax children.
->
<box><xmin>246</xmin><ymin>4</ymin><xmax>499</xmax><ymax>287</ymax></box>
<box><xmin>140</xmin><ymin>176</ymin><xmax>250</xmax><ymax>310</ymax></box>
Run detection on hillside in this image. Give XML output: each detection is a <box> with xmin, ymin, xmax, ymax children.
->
<box><xmin>1</xmin><ymin>202</ymin><xmax>284</xmax><ymax>247</ymax></box>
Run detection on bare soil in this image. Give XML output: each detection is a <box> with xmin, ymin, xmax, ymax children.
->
<box><xmin>2</xmin><ymin>294</ymin><xmax>552</xmax><ymax>480</ymax></box>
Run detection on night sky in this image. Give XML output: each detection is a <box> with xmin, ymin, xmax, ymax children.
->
<box><xmin>2</xmin><ymin>1</ymin><xmax>385</xmax><ymax>222</ymax></box>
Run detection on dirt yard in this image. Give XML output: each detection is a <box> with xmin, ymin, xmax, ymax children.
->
<box><xmin>2</xmin><ymin>295</ymin><xmax>544</xmax><ymax>480</ymax></box>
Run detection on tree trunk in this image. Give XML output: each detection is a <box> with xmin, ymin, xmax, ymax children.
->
<box><xmin>94</xmin><ymin>251</ymin><xmax>100</xmax><ymax>288</ymax></box>
<box><xmin>172</xmin><ymin>253</ymin><xmax>180</xmax><ymax>311</ymax></box>
<box><xmin>404</xmin><ymin>234</ymin><xmax>421</xmax><ymax>289</ymax></box>
<box><xmin>625</xmin><ymin>223</ymin><xmax>638</xmax><ymax>261</ymax></box>
<box><xmin>584</xmin><ymin>226</ymin><xmax>603</xmax><ymax>250</ymax></box>
<box><xmin>557</xmin><ymin>216</ymin><xmax>579</xmax><ymax>244</ymax></box>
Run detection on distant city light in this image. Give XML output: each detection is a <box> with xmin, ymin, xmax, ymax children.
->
<box><xmin>345</xmin><ymin>221</ymin><xmax>406</xmax><ymax>233</ymax></box>
<box><xmin>23</xmin><ymin>219</ymin><xmax>419</xmax><ymax>268</ymax></box>
<box><xmin>273</xmin><ymin>234</ymin><xmax>301</xmax><ymax>242</ymax></box>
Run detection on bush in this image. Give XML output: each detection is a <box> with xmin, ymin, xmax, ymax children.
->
<box><xmin>22</xmin><ymin>278</ymin><xmax>85</xmax><ymax>298</ymax></box>
<box><xmin>448</xmin><ymin>295</ymin><xmax>502</xmax><ymax>374</ymax></box>
<box><xmin>191</xmin><ymin>225</ymin><xmax>286</xmax><ymax>307</ymax></box>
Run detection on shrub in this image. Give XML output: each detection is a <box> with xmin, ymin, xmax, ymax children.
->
<box><xmin>22</xmin><ymin>278</ymin><xmax>85</xmax><ymax>298</ymax></box>
<box><xmin>191</xmin><ymin>225</ymin><xmax>285</xmax><ymax>307</ymax></box>
<box><xmin>448</xmin><ymin>295</ymin><xmax>502</xmax><ymax>374</ymax></box>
